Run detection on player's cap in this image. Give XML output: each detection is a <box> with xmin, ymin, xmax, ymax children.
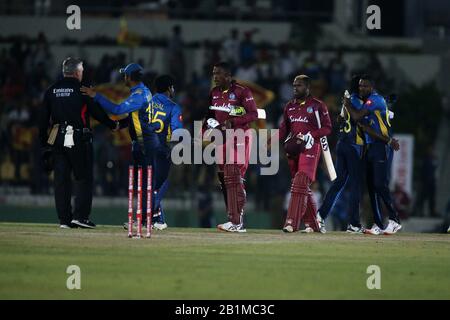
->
<box><xmin>119</xmin><ymin>63</ymin><xmax>143</xmax><ymax>76</ymax></box>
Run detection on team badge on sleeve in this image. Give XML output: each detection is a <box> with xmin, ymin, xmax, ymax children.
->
<box><xmin>307</xmin><ymin>106</ymin><xmax>313</xmax><ymax>114</ymax></box>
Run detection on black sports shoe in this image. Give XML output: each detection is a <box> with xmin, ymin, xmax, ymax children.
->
<box><xmin>71</xmin><ymin>219</ymin><xmax>96</xmax><ymax>229</ymax></box>
<box><xmin>346</xmin><ymin>224</ymin><xmax>364</xmax><ymax>234</ymax></box>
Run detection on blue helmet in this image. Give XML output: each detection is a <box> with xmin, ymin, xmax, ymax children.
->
<box><xmin>119</xmin><ymin>63</ymin><xmax>143</xmax><ymax>76</ymax></box>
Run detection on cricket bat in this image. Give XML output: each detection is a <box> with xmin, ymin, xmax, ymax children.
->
<box><xmin>209</xmin><ymin>105</ymin><xmax>266</xmax><ymax>119</ymax></box>
<box><xmin>314</xmin><ymin>110</ymin><xmax>337</xmax><ymax>181</ymax></box>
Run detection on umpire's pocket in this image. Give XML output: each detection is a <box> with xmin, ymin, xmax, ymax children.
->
<box><xmin>54</xmin><ymin>129</ymin><xmax>65</xmax><ymax>147</ymax></box>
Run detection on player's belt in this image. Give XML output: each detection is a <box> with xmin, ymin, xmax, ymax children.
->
<box><xmin>57</xmin><ymin>126</ymin><xmax>91</xmax><ymax>134</ymax></box>
<box><xmin>74</xmin><ymin>128</ymin><xmax>92</xmax><ymax>133</ymax></box>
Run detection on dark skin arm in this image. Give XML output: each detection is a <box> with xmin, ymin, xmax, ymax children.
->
<box><xmin>343</xmin><ymin>97</ymin><xmax>399</xmax><ymax>150</ymax></box>
<box><xmin>115</xmin><ymin>116</ymin><xmax>129</xmax><ymax>130</ymax></box>
<box><xmin>85</xmin><ymin>97</ymin><xmax>118</xmax><ymax>130</ymax></box>
<box><xmin>336</xmin><ymin>114</ymin><xmax>345</xmax><ymax>126</ymax></box>
<box><xmin>357</xmin><ymin>123</ymin><xmax>400</xmax><ymax>151</ymax></box>
<box><xmin>343</xmin><ymin>97</ymin><xmax>369</xmax><ymax>122</ymax></box>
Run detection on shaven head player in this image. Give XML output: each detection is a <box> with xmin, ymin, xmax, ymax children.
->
<box><xmin>213</xmin><ymin>63</ymin><xmax>232</xmax><ymax>90</ymax></box>
<box><xmin>293</xmin><ymin>74</ymin><xmax>310</xmax><ymax>99</ymax></box>
<box><xmin>205</xmin><ymin>62</ymin><xmax>258</xmax><ymax>233</ymax></box>
<box><xmin>279</xmin><ymin>75</ymin><xmax>332</xmax><ymax>233</ymax></box>
<box><xmin>358</xmin><ymin>75</ymin><xmax>402</xmax><ymax>235</ymax></box>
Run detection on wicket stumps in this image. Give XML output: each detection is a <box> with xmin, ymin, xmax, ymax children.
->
<box><xmin>127</xmin><ymin>165</ymin><xmax>153</xmax><ymax>239</ymax></box>
<box><xmin>127</xmin><ymin>166</ymin><xmax>134</xmax><ymax>238</ymax></box>
<box><xmin>146</xmin><ymin>165</ymin><xmax>153</xmax><ymax>238</ymax></box>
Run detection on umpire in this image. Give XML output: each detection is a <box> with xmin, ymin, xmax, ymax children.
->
<box><xmin>39</xmin><ymin>57</ymin><xmax>121</xmax><ymax>229</ymax></box>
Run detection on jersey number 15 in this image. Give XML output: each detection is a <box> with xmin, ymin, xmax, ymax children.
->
<box><xmin>147</xmin><ymin>107</ymin><xmax>166</xmax><ymax>134</ymax></box>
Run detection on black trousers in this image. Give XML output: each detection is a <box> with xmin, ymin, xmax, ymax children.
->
<box><xmin>319</xmin><ymin>141</ymin><xmax>363</xmax><ymax>227</ymax></box>
<box><xmin>52</xmin><ymin>141</ymin><xmax>93</xmax><ymax>224</ymax></box>
<box><xmin>365</xmin><ymin>142</ymin><xmax>399</xmax><ymax>229</ymax></box>
<box><xmin>133</xmin><ymin>139</ymin><xmax>171</xmax><ymax>223</ymax></box>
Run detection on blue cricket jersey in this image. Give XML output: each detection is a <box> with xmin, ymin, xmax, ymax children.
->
<box><xmin>94</xmin><ymin>82</ymin><xmax>152</xmax><ymax>145</ymax></box>
<box><xmin>339</xmin><ymin>93</ymin><xmax>365</xmax><ymax>146</ymax></box>
<box><xmin>142</xmin><ymin>93</ymin><xmax>183</xmax><ymax>145</ymax></box>
<box><xmin>362</xmin><ymin>92</ymin><xmax>392</xmax><ymax>144</ymax></box>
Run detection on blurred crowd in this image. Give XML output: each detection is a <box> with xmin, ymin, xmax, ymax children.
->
<box><xmin>0</xmin><ymin>27</ymin><xmax>442</xmax><ymax>227</ymax></box>
<box><xmin>21</xmin><ymin>0</ymin><xmax>333</xmax><ymax>21</ymax></box>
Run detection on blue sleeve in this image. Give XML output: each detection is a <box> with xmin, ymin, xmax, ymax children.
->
<box><xmin>364</xmin><ymin>95</ymin><xmax>386</xmax><ymax>113</ymax></box>
<box><xmin>94</xmin><ymin>92</ymin><xmax>146</xmax><ymax>115</ymax></box>
<box><xmin>350</xmin><ymin>94</ymin><xmax>363</xmax><ymax>110</ymax></box>
<box><xmin>170</xmin><ymin>104</ymin><xmax>183</xmax><ymax>132</ymax></box>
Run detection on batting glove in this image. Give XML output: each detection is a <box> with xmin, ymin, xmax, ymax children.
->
<box><xmin>297</xmin><ymin>132</ymin><xmax>314</xmax><ymax>150</ymax></box>
<box><xmin>206</xmin><ymin>118</ymin><xmax>220</xmax><ymax>129</ymax></box>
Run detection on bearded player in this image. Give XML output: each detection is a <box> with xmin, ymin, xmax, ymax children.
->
<box><xmin>279</xmin><ymin>75</ymin><xmax>332</xmax><ymax>233</ymax></box>
<box><xmin>204</xmin><ymin>62</ymin><xmax>258</xmax><ymax>233</ymax></box>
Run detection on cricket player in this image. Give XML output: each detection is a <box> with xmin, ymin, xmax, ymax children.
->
<box><xmin>315</xmin><ymin>76</ymin><xmax>365</xmax><ymax>234</ymax></box>
<box><xmin>316</xmin><ymin>76</ymin><xmax>399</xmax><ymax>234</ymax></box>
<box><xmin>279</xmin><ymin>75</ymin><xmax>332</xmax><ymax>233</ymax></box>
<box><xmin>345</xmin><ymin>75</ymin><xmax>402</xmax><ymax>235</ymax></box>
<box><xmin>80</xmin><ymin>63</ymin><xmax>154</xmax><ymax>226</ymax></box>
<box><xmin>143</xmin><ymin>75</ymin><xmax>183</xmax><ymax>229</ymax></box>
<box><xmin>204</xmin><ymin>62</ymin><xmax>258</xmax><ymax>233</ymax></box>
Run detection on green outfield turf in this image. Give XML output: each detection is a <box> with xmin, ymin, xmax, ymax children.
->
<box><xmin>0</xmin><ymin>222</ymin><xmax>449</xmax><ymax>300</ymax></box>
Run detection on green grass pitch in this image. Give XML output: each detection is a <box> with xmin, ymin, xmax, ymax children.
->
<box><xmin>0</xmin><ymin>222</ymin><xmax>449</xmax><ymax>299</ymax></box>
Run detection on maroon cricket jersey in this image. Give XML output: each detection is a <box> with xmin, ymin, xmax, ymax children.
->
<box><xmin>208</xmin><ymin>81</ymin><xmax>258</xmax><ymax>130</ymax></box>
<box><xmin>279</xmin><ymin>96</ymin><xmax>332</xmax><ymax>143</ymax></box>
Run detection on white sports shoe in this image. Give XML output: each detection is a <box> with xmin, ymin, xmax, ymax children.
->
<box><xmin>153</xmin><ymin>222</ymin><xmax>168</xmax><ymax>231</ymax></box>
<box><xmin>383</xmin><ymin>220</ymin><xmax>402</xmax><ymax>235</ymax></box>
<box><xmin>300</xmin><ymin>226</ymin><xmax>314</xmax><ymax>233</ymax></box>
<box><xmin>364</xmin><ymin>224</ymin><xmax>384</xmax><ymax>235</ymax></box>
<box><xmin>316</xmin><ymin>212</ymin><xmax>326</xmax><ymax>234</ymax></box>
<box><xmin>218</xmin><ymin>221</ymin><xmax>233</xmax><ymax>230</ymax></box>
<box><xmin>283</xmin><ymin>225</ymin><xmax>294</xmax><ymax>233</ymax></box>
<box><xmin>217</xmin><ymin>222</ymin><xmax>246</xmax><ymax>233</ymax></box>
<box><xmin>447</xmin><ymin>226</ymin><xmax>450</xmax><ymax>233</ymax></box>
